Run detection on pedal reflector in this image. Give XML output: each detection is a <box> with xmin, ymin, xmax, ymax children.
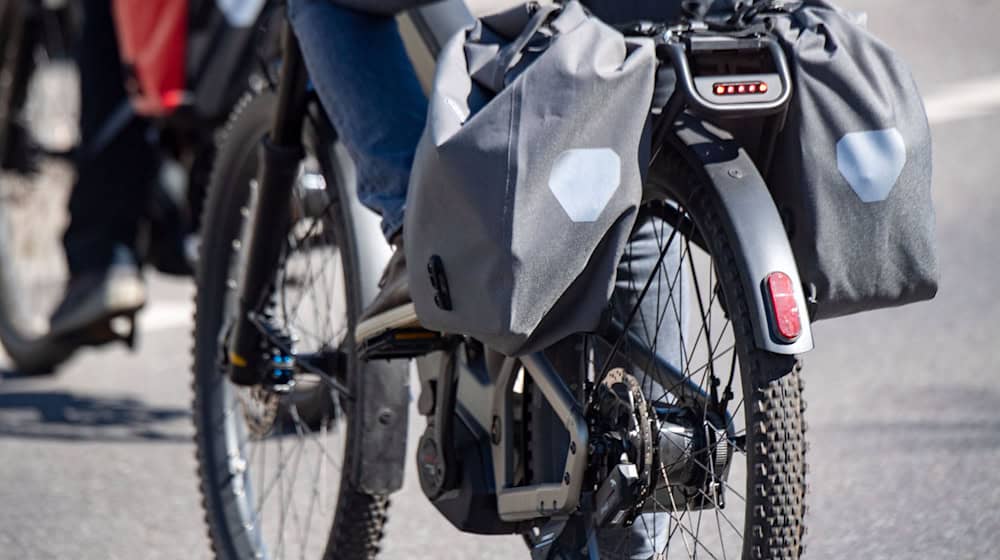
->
<box><xmin>358</xmin><ymin>328</ymin><xmax>446</xmax><ymax>361</ymax></box>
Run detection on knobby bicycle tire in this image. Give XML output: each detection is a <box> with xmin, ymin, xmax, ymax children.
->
<box><xmin>528</xmin><ymin>147</ymin><xmax>808</xmax><ymax>559</ymax></box>
<box><xmin>192</xmin><ymin>91</ymin><xmax>388</xmax><ymax>560</ymax></box>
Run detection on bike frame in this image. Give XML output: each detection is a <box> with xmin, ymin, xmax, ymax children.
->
<box><xmin>228</xmin><ymin>4</ymin><xmax>815</xmax><ymax>556</ymax></box>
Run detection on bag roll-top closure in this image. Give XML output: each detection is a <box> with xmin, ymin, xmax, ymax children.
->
<box><xmin>469</xmin><ymin>2</ymin><xmax>591</xmax><ymax>93</ymax></box>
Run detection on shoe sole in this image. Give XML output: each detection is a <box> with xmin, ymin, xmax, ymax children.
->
<box><xmin>354</xmin><ymin>302</ymin><xmax>420</xmax><ymax>343</ymax></box>
<box><xmin>48</xmin><ymin>276</ymin><xmax>147</xmax><ymax>338</ymax></box>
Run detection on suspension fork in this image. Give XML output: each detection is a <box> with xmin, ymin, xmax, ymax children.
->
<box><xmin>227</xmin><ymin>18</ymin><xmax>309</xmax><ymax>385</ymax></box>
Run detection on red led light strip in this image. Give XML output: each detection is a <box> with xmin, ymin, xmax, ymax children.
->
<box><xmin>713</xmin><ymin>81</ymin><xmax>769</xmax><ymax>96</ymax></box>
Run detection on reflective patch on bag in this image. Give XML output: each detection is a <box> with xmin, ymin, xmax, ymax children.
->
<box><xmin>548</xmin><ymin>148</ymin><xmax>621</xmax><ymax>222</ymax></box>
<box><xmin>836</xmin><ymin>128</ymin><xmax>906</xmax><ymax>203</ymax></box>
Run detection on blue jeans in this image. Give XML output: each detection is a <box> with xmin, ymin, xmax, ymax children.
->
<box><xmin>289</xmin><ymin>0</ymin><xmax>426</xmax><ymax>241</ymax></box>
<box><xmin>289</xmin><ymin>3</ymin><xmax>683</xmax><ymax>558</ymax></box>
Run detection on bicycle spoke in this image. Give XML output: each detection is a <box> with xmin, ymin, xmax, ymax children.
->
<box><xmin>298</xmin><ymin>429</ymin><xmax>326</xmax><ymax>554</ymax></box>
<box><xmin>595</xmin><ymin>197</ymin><xmax>757</xmax><ymax>560</ymax></box>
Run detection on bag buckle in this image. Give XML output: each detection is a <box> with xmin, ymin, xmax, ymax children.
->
<box><xmin>427</xmin><ymin>255</ymin><xmax>453</xmax><ymax>311</ymax></box>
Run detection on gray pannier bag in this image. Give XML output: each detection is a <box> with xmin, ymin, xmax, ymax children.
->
<box><xmin>759</xmin><ymin>0</ymin><xmax>938</xmax><ymax>319</ymax></box>
<box><xmin>404</xmin><ymin>1</ymin><xmax>657</xmax><ymax>355</ymax></box>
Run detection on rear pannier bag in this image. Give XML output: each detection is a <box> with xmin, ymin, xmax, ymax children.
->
<box><xmin>405</xmin><ymin>1</ymin><xmax>657</xmax><ymax>355</ymax></box>
<box><xmin>760</xmin><ymin>0</ymin><xmax>938</xmax><ymax>319</ymax></box>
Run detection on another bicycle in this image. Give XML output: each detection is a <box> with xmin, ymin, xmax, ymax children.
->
<box><xmin>0</xmin><ymin>0</ymin><xmax>277</xmax><ymax>373</ymax></box>
<box><xmin>192</xmin><ymin>3</ymin><xmax>811</xmax><ymax>558</ymax></box>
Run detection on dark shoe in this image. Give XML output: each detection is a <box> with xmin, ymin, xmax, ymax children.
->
<box><xmin>355</xmin><ymin>237</ymin><xmax>419</xmax><ymax>342</ymax></box>
<box><xmin>49</xmin><ymin>247</ymin><xmax>146</xmax><ymax>338</ymax></box>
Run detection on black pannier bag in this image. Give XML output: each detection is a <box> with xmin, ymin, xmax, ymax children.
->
<box><xmin>757</xmin><ymin>0</ymin><xmax>937</xmax><ymax>319</ymax></box>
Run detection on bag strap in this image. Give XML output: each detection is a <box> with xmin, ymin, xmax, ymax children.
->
<box><xmin>730</xmin><ymin>0</ymin><xmax>802</xmax><ymax>27</ymax></box>
<box><xmin>697</xmin><ymin>0</ymin><xmax>800</xmax><ymax>32</ymax></box>
<box><xmin>492</xmin><ymin>3</ymin><xmax>561</xmax><ymax>87</ymax></box>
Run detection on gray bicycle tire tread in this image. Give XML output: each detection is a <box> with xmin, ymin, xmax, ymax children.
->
<box><xmin>662</xmin><ymin>149</ymin><xmax>808</xmax><ymax>559</ymax></box>
<box><xmin>191</xmin><ymin>90</ymin><xmax>389</xmax><ymax>560</ymax></box>
<box><xmin>557</xmin><ymin>149</ymin><xmax>808</xmax><ymax>559</ymax></box>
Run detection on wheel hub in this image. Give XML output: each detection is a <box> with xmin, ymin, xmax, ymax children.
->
<box><xmin>587</xmin><ymin>367</ymin><xmax>738</xmax><ymax>521</ymax></box>
<box><xmin>648</xmin><ymin>405</ymin><xmax>735</xmax><ymax>512</ymax></box>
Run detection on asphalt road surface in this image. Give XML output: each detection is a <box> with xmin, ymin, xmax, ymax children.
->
<box><xmin>2</xmin><ymin>1</ymin><xmax>998</xmax><ymax>558</ymax></box>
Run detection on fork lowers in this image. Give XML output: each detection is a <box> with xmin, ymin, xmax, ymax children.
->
<box><xmin>226</xmin><ymin>136</ymin><xmax>302</xmax><ymax>386</ymax></box>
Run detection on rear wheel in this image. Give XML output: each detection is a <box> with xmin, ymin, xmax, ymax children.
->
<box><xmin>192</xmin><ymin>91</ymin><xmax>389</xmax><ymax>560</ymax></box>
<box><xmin>0</xmin><ymin>1</ymin><xmax>80</xmax><ymax>373</ymax></box>
<box><xmin>543</xmin><ymin>148</ymin><xmax>807</xmax><ymax>559</ymax></box>
<box><xmin>631</xmin><ymin>149</ymin><xmax>804</xmax><ymax>559</ymax></box>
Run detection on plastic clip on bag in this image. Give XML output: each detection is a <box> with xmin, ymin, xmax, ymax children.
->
<box><xmin>404</xmin><ymin>1</ymin><xmax>657</xmax><ymax>356</ymax></box>
<box><xmin>757</xmin><ymin>0</ymin><xmax>938</xmax><ymax>319</ymax></box>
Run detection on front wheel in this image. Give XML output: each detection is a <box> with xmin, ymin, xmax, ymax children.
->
<box><xmin>192</xmin><ymin>91</ymin><xmax>389</xmax><ymax>560</ymax></box>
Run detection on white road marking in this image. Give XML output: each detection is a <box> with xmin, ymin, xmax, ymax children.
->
<box><xmin>924</xmin><ymin>75</ymin><xmax>1000</xmax><ymax>125</ymax></box>
<box><xmin>139</xmin><ymin>301</ymin><xmax>194</xmax><ymax>333</ymax></box>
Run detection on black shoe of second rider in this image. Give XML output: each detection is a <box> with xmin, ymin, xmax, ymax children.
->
<box><xmin>48</xmin><ymin>246</ymin><xmax>146</xmax><ymax>339</ymax></box>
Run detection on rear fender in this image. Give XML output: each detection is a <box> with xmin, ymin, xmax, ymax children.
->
<box><xmin>653</xmin><ymin>116</ymin><xmax>813</xmax><ymax>355</ymax></box>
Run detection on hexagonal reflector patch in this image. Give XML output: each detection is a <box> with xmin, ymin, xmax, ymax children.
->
<box><xmin>548</xmin><ymin>148</ymin><xmax>621</xmax><ymax>222</ymax></box>
<box><xmin>836</xmin><ymin>128</ymin><xmax>906</xmax><ymax>203</ymax></box>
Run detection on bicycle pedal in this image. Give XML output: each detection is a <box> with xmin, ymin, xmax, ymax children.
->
<box><xmin>109</xmin><ymin>315</ymin><xmax>138</xmax><ymax>349</ymax></box>
<box><xmin>358</xmin><ymin>328</ymin><xmax>447</xmax><ymax>361</ymax></box>
<box><xmin>69</xmin><ymin>313</ymin><xmax>138</xmax><ymax>349</ymax></box>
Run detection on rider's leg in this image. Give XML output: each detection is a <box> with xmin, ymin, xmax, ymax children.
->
<box><xmin>288</xmin><ymin>0</ymin><xmax>427</xmax><ymax>327</ymax></box>
<box><xmin>51</xmin><ymin>0</ymin><xmax>156</xmax><ymax>335</ymax></box>
<box><xmin>596</xmin><ymin>214</ymin><xmax>688</xmax><ymax>559</ymax></box>
<box><xmin>288</xmin><ymin>0</ymin><xmax>425</xmax><ymax>242</ymax></box>
<box><xmin>534</xmin><ymin>216</ymin><xmax>685</xmax><ymax>559</ymax></box>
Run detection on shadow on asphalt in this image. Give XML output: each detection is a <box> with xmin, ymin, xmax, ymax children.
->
<box><xmin>0</xmin><ymin>389</ymin><xmax>190</xmax><ymax>443</ymax></box>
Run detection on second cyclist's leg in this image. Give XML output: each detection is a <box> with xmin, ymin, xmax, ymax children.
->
<box><xmin>51</xmin><ymin>0</ymin><xmax>157</xmax><ymax>336</ymax></box>
<box><xmin>288</xmin><ymin>0</ymin><xmax>427</xmax><ymax>334</ymax></box>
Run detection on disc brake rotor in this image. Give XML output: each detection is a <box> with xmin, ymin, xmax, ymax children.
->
<box><xmin>236</xmin><ymin>385</ymin><xmax>280</xmax><ymax>438</ymax></box>
<box><xmin>589</xmin><ymin>367</ymin><xmax>655</xmax><ymax>526</ymax></box>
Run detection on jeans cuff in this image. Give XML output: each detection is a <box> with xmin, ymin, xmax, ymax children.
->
<box><xmin>382</xmin><ymin>211</ymin><xmax>405</xmax><ymax>243</ymax></box>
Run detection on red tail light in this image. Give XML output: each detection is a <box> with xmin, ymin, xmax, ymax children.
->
<box><xmin>766</xmin><ymin>272</ymin><xmax>801</xmax><ymax>342</ymax></box>
<box><xmin>712</xmin><ymin>81</ymin><xmax>770</xmax><ymax>96</ymax></box>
